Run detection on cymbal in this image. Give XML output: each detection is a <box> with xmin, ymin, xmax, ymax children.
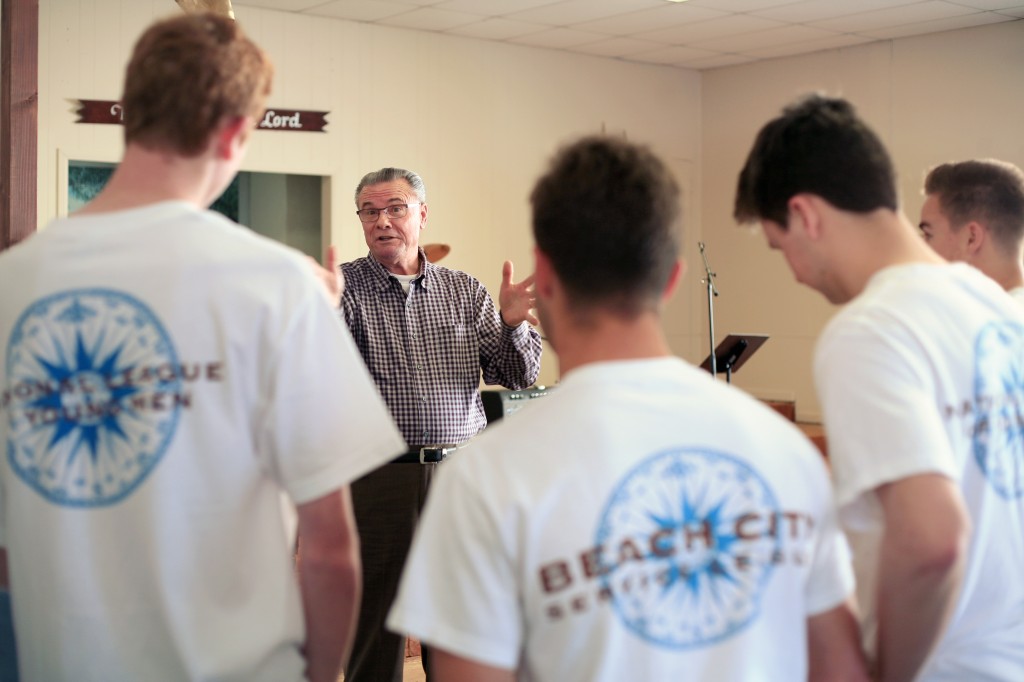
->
<box><xmin>423</xmin><ymin>243</ymin><xmax>451</xmax><ymax>263</ymax></box>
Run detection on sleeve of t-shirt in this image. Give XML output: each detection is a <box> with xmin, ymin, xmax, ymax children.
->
<box><xmin>257</xmin><ymin>283</ymin><xmax>405</xmax><ymax>505</ymax></box>
<box><xmin>387</xmin><ymin>454</ymin><xmax>522</xmax><ymax>670</ymax></box>
<box><xmin>814</xmin><ymin>318</ymin><xmax>958</xmax><ymax>529</ymax></box>
<box><xmin>804</xmin><ymin>462</ymin><xmax>855</xmax><ymax>616</ymax></box>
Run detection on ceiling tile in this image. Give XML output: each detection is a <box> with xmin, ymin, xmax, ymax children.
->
<box><xmin>507</xmin><ymin>0</ymin><xmax>664</xmax><ymax>26</ymax></box>
<box><xmin>507</xmin><ymin>27</ymin><xmax>610</xmax><ymax>48</ymax></box>
<box><xmin>944</xmin><ymin>0</ymin><xmax>1023</xmax><ymax>7</ymax></box>
<box><xmin>752</xmin><ymin>0</ymin><xmax>921</xmax><ymax>23</ymax></box>
<box><xmin>741</xmin><ymin>32</ymin><xmax>877</xmax><ymax>58</ymax></box>
<box><xmin>443</xmin><ymin>17</ymin><xmax>547</xmax><ymax>39</ymax></box>
<box><xmin>809</xmin><ymin>1</ymin><xmax>980</xmax><ymax>33</ymax></box>
<box><xmin>376</xmin><ymin>6</ymin><xmax>486</xmax><ymax>30</ymax></box>
<box><xmin>574</xmin><ymin>4</ymin><xmax>730</xmax><ymax>36</ymax></box>
<box><xmin>637</xmin><ymin>13</ymin><xmax>785</xmax><ymax>43</ymax></box>
<box><xmin>685</xmin><ymin>0</ymin><xmax>803</xmax><ymax>11</ymax></box>
<box><xmin>433</xmin><ymin>0</ymin><xmax>568</xmax><ymax>15</ymax></box>
<box><xmin>860</xmin><ymin>10</ymin><xmax>1014</xmax><ymax>37</ymax></box>
<box><xmin>677</xmin><ymin>52</ymin><xmax>756</xmax><ymax>68</ymax></box>
<box><xmin>308</xmin><ymin>0</ymin><xmax>419</xmax><ymax>22</ymax></box>
<box><xmin>626</xmin><ymin>44</ymin><xmax>724</xmax><ymax>64</ymax></box>
<box><xmin>571</xmin><ymin>36</ymin><xmax>669</xmax><ymax>56</ymax></box>
<box><xmin>236</xmin><ymin>0</ymin><xmax>1023</xmax><ymax>72</ymax></box>
<box><xmin>691</xmin><ymin>23</ymin><xmax>840</xmax><ymax>51</ymax></box>
<box><xmin>238</xmin><ymin>0</ymin><xmax>340</xmax><ymax>10</ymax></box>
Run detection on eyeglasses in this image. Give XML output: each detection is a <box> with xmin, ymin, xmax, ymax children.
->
<box><xmin>356</xmin><ymin>203</ymin><xmax>421</xmax><ymax>223</ymax></box>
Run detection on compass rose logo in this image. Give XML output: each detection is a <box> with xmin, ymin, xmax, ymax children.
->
<box><xmin>595</xmin><ymin>448</ymin><xmax>780</xmax><ymax>650</ymax></box>
<box><xmin>5</xmin><ymin>289</ymin><xmax>182</xmax><ymax>507</ymax></box>
<box><xmin>973</xmin><ymin>320</ymin><xmax>1024</xmax><ymax>499</ymax></box>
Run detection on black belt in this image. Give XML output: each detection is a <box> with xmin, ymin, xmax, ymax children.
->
<box><xmin>392</xmin><ymin>444</ymin><xmax>462</xmax><ymax>464</ymax></box>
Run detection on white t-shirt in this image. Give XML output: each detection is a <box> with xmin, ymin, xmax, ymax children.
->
<box><xmin>388</xmin><ymin>358</ymin><xmax>852</xmax><ymax>682</ymax></box>
<box><xmin>0</xmin><ymin>202</ymin><xmax>405</xmax><ymax>681</ymax></box>
<box><xmin>814</xmin><ymin>262</ymin><xmax>1024</xmax><ymax>681</ymax></box>
<box><xmin>1009</xmin><ymin>285</ymin><xmax>1024</xmax><ymax>308</ymax></box>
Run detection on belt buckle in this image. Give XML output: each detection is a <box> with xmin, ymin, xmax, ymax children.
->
<box><xmin>419</xmin><ymin>445</ymin><xmax>452</xmax><ymax>464</ymax></box>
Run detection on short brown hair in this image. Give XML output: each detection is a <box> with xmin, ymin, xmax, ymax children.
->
<box><xmin>531</xmin><ymin>136</ymin><xmax>681</xmax><ymax>316</ymax></box>
<box><xmin>924</xmin><ymin>159</ymin><xmax>1024</xmax><ymax>250</ymax></box>
<box><xmin>122</xmin><ymin>13</ymin><xmax>273</xmax><ymax>156</ymax></box>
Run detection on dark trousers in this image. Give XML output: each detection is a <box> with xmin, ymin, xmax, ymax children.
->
<box><xmin>345</xmin><ymin>462</ymin><xmax>436</xmax><ymax>682</ymax></box>
<box><xmin>0</xmin><ymin>591</ymin><xmax>17</xmax><ymax>682</ymax></box>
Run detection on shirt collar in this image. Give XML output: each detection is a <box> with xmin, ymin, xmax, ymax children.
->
<box><xmin>366</xmin><ymin>248</ymin><xmax>435</xmax><ymax>291</ymax></box>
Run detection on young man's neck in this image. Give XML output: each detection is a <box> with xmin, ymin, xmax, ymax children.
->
<box><xmin>834</xmin><ymin>210</ymin><xmax>946</xmax><ymax>301</ymax></box>
<box><xmin>555</xmin><ymin>311</ymin><xmax>673</xmax><ymax>378</ymax></box>
<box><xmin>1005</xmin><ymin>266</ymin><xmax>1024</xmax><ymax>293</ymax></box>
<box><xmin>76</xmin><ymin>143</ymin><xmax>218</xmax><ymax>215</ymax></box>
<box><xmin>977</xmin><ymin>252</ymin><xmax>1024</xmax><ymax>292</ymax></box>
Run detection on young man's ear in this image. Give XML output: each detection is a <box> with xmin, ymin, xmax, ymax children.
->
<box><xmin>662</xmin><ymin>260</ymin><xmax>685</xmax><ymax>302</ymax></box>
<box><xmin>214</xmin><ymin>116</ymin><xmax>254</xmax><ymax>160</ymax></box>
<box><xmin>787</xmin><ymin>194</ymin><xmax>824</xmax><ymax>240</ymax></box>
<box><xmin>964</xmin><ymin>221</ymin><xmax>986</xmax><ymax>255</ymax></box>
<box><xmin>533</xmin><ymin>247</ymin><xmax>555</xmax><ymax>299</ymax></box>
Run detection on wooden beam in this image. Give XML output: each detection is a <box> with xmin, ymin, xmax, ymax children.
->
<box><xmin>1</xmin><ymin>0</ymin><xmax>39</xmax><ymax>252</ymax></box>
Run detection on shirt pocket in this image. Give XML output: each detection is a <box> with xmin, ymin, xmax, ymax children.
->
<box><xmin>429</xmin><ymin>322</ymin><xmax>479</xmax><ymax>389</ymax></box>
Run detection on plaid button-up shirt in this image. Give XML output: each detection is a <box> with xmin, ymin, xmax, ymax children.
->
<box><xmin>341</xmin><ymin>252</ymin><xmax>542</xmax><ymax>446</ymax></box>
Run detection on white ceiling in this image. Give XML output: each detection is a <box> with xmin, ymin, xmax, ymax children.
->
<box><xmin>232</xmin><ymin>0</ymin><xmax>1024</xmax><ymax>69</ymax></box>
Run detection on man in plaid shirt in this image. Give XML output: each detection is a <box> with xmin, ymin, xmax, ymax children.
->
<box><xmin>340</xmin><ymin>167</ymin><xmax>542</xmax><ymax>682</ymax></box>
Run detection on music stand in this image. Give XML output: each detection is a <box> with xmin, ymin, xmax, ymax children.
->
<box><xmin>699</xmin><ymin>334</ymin><xmax>768</xmax><ymax>384</ymax></box>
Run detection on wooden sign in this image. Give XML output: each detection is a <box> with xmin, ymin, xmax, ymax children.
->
<box><xmin>257</xmin><ymin>109</ymin><xmax>328</xmax><ymax>132</ymax></box>
<box><xmin>75</xmin><ymin>100</ymin><xmax>125</xmax><ymax>125</ymax></box>
<box><xmin>75</xmin><ymin>100</ymin><xmax>328</xmax><ymax>132</ymax></box>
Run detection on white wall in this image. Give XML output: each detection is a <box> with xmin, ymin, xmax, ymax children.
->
<box><xmin>38</xmin><ymin>0</ymin><xmax>704</xmax><ymax>387</ymax></box>
<box><xmin>41</xmin><ymin>2</ymin><xmax>1019</xmax><ymax>409</ymax></box>
<box><xmin>701</xmin><ymin>20</ymin><xmax>1024</xmax><ymax>421</ymax></box>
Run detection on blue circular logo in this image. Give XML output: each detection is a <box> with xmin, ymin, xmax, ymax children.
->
<box><xmin>973</xmin><ymin>321</ymin><xmax>1024</xmax><ymax>499</ymax></box>
<box><xmin>595</xmin><ymin>448</ymin><xmax>780</xmax><ymax>650</ymax></box>
<box><xmin>5</xmin><ymin>290</ymin><xmax>182</xmax><ymax>507</ymax></box>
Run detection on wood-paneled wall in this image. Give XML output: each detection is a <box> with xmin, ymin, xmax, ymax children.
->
<box><xmin>1</xmin><ymin>0</ymin><xmax>38</xmax><ymax>251</ymax></box>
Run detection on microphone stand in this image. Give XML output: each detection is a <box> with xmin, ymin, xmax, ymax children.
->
<box><xmin>699</xmin><ymin>241</ymin><xmax>719</xmax><ymax>377</ymax></box>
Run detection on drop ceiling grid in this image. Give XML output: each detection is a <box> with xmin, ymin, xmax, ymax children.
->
<box><xmin>234</xmin><ymin>0</ymin><xmax>1023</xmax><ymax>69</ymax></box>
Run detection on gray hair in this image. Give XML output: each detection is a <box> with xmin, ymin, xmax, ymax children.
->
<box><xmin>354</xmin><ymin>167</ymin><xmax>427</xmax><ymax>203</ymax></box>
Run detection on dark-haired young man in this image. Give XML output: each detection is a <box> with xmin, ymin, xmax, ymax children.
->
<box><xmin>919</xmin><ymin>159</ymin><xmax>1024</xmax><ymax>304</ymax></box>
<box><xmin>736</xmin><ymin>94</ymin><xmax>1024</xmax><ymax>681</ymax></box>
<box><xmin>387</xmin><ymin>136</ymin><xmax>867</xmax><ymax>682</ymax></box>
<box><xmin>0</xmin><ymin>13</ymin><xmax>403</xmax><ymax>681</ymax></box>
